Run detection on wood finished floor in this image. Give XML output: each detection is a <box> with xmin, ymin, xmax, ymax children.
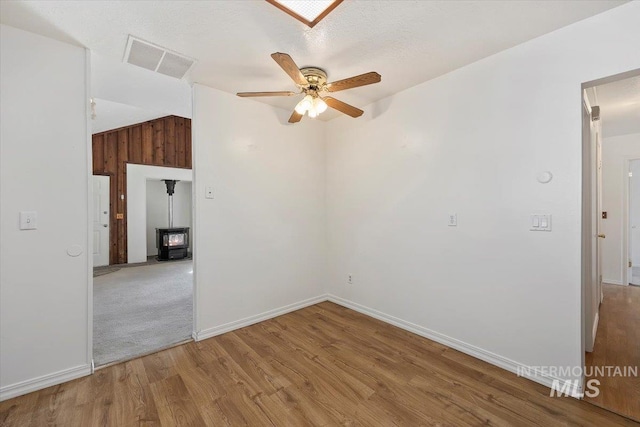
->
<box><xmin>585</xmin><ymin>284</ymin><xmax>640</xmax><ymax>422</ymax></box>
<box><xmin>1</xmin><ymin>302</ymin><xmax>637</xmax><ymax>426</ymax></box>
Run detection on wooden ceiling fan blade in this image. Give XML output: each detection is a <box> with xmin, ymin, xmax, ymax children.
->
<box><xmin>288</xmin><ymin>110</ymin><xmax>303</xmax><ymax>123</ymax></box>
<box><xmin>236</xmin><ymin>91</ymin><xmax>298</xmax><ymax>97</ymax></box>
<box><xmin>271</xmin><ymin>52</ymin><xmax>308</xmax><ymax>86</ymax></box>
<box><xmin>323</xmin><ymin>97</ymin><xmax>364</xmax><ymax>118</ymax></box>
<box><xmin>326</xmin><ymin>72</ymin><xmax>381</xmax><ymax>92</ymax></box>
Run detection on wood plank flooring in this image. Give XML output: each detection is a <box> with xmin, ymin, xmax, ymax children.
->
<box><xmin>1</xmin><ymin>302</ymin><xmax>637</xmax><ymax>426</ymax></box>
<box><xmin>585</xmin><ymin>284</ymin><xmax>640</xmax><ymax>421</ymax></box>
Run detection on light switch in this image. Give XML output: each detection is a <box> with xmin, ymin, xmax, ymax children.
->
<box><xmin>205</xmin><ymin>186</ymin><xmax>214</xmax><ymax>199</ymax></box>
<box><xmin>448</xmin><ymin>213</ymin><xmax>457</xmax><ymax>226</ymax></box>
<box><xmin>20</xmin><ymin>211</ymin><xmax>37</xmax><ymax>230</ymax></box>
<box><xmin>531</xmin><ymin>214</ymin><xmax>552</xmax><ymax>231</ymax></box>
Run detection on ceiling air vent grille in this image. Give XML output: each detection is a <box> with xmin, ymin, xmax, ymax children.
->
<box><xmin>123</xmin><ymin>36</ymin><xmax>196</xmax><ymax>80</ymax></box>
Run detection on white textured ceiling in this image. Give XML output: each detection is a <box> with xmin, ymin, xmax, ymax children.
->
<box><xmin>593</xmin><ymin>75</ymin><xmax>640</xmax><ymax>138</ymax></box>
<box><xmin>91</xmin><ymin>98</ymin><xmax>168</xmax><ymax>134</ymax></box>
<box><xmin>0</xmin><ymin>0</ymin><xmax>627</xmax><ymax>121</ymax></box>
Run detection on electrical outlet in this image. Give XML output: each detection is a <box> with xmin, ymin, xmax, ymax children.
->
<box><xmin>348</xmin><ymin>274</ymin><xmax>353</xmax><ymax>285</ymax></box>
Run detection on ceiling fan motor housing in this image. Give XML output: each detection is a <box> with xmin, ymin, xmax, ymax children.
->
<box><xmin>300</xmin><ymin>67</ymin><xmax>328</xmax><ymax>90</ymax></box>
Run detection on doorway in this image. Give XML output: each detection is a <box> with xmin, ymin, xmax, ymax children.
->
<box><xmin>582</xmin><ymin>70</ymin><xmax>640</xmax><ymax>422</ymax></box>
<box><xmin>90</xmin><ymin>100</ymin><xmax>194</xmax><ymax>367</ymax></box>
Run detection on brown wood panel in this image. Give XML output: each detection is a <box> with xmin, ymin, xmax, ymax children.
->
<box><xmin>116</xmin><ymin>129</ymin><xmax>129</xmax><ymax>264</ymax></box>
<box><xmin>92</xmin><ymin>116</ymin><xmax>191</xmax><ymax>264</ymax></box>
<box><xmin>104</xmin><ymin>133</ymin><xmax>118</xmax><ymax>265</ymax></box>
<box><xmin>164</xmin><ymin>117</ymin><xmax>176</xmax><ymax>167</ymax></box>
<box><xmin>175</xmin><ymin>117</ymin><xmax>186</xmax><ymax>168</ymax></box>
<box><xmin>153</xmin><ymin>119</ymin><xmax>164</xmax><ymax>165</ymax></box>
<box><xmin>104</xmin><ymin>132</ymin><xmax>117</xmax><ymax>174</ymax></box>
<box><xmin>141</xmin><ymin>122</ymin><xmax>154</xmax><ymax>164</ymax></box>
<box><xmin>92</xmin><ymin>134</ymin><xmax>105</xmax><ymax>174</ymax></box>
<box><xmin>128</xmin><ymin>125</ymin><xmax>142</xmax><ymax>164</ymax></box>
<box><xmin>0</xmin><ymin>302</ymin><xmax>633</xmax><ymax>426</ymax></box>
<box><xmin>185</xmin><ymin>119</ymin><xmax>192</xmax><ymax>169</ymax></box>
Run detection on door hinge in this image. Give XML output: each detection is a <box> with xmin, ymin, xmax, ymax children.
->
<box><xmin>630</xmin><ymin>261</ymin><xmax>633</xmax><ymax>268</ymax></box>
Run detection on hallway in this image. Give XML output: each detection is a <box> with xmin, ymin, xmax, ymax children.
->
<box><xmin>585</xmin><ymin>284</ymin><xmax>640</xmax><ymax>421</ymax></box>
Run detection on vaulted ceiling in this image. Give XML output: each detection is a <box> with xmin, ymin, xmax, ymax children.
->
<box><xmin>0</xmin><ymin>1</ymin><xmax>627</xmax><ymax>120</ymax></box>
<box><xmin>91</xmin><ymin>98</ymin><xmax>167</xmax><ymax>134</ymax></box>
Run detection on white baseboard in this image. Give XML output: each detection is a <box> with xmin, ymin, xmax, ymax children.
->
<box><xmin>2</xmin><ymin>294</ymin><xmax>579</xmax><ymax>402</ymax></box>
<box><xmin>602</xmin><ymin>278</ymin><xmax>623</xmax><ymax>286</ymax></box>
<box><xmin>327</xmin><ymin>294</ymin><xmax>582</xmax><ymax>398</ymax></box>
<box><xmin>193</xmin><ymin>294</ymin><xmax>328</xmax><ymax>341</ymax></box>
<box><xmin>0</xmin><ymin>364</ymin><xmax>91</xmax><ymax>402</ymax></box>
<box><xmin>585</xmin><ymin>311</ymin><xmax>599</xmax><ymax>353</ymax></box>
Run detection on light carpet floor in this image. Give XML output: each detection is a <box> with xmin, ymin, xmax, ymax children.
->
<box><xmin>93</xmin><ymin>260</ymin><xmax>193</xmax><ymax>366</ymax></box>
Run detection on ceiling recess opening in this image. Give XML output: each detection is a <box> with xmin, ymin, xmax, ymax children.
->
<box><xmin>123</xmin><ymin>35</ymin><xmax>196</xmax><ymax>80</ymax></box>
<box><xmin>266</xmin><ymin>0</ymin><xmax>343</xmax><ymax>28</ymax></box>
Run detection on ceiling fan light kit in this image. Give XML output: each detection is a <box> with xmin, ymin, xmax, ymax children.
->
<box><xmin>294</xmin><ymin>94</ymin><xmax>328</xmax><ymax>117</ymax></box>
<box><xmin>314</xmin><ymin>97</ymin><xmax>328</xmax><ymax>113</ymax></box>
<box><xmin>237</xmin><ymin>52</ymin><xmax>381</xmax><ymax>123</ymax></box>
<box><xmin>295</xmin><ymin>95</ymin><xmax>313</xmax><ymax>114</ymax></box>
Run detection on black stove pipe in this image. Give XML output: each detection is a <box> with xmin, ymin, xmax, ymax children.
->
<box><xmin>163</xmin><ymin>180</ymin><xmax>178</xmax><ymax>228</ymax></box>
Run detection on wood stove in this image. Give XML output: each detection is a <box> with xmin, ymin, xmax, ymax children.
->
<box><xmin>156</xmin><ymin>179</ymin><xmax>190</xmax><ymax>261</ymax></box>
<box><xmin>156</xmin><ymin>227</ymin><xmax>189</xmax><ymax>260</ymax></box>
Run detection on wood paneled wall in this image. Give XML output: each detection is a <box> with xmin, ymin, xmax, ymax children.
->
<box><xmin>92</xmin><ymin>115</ymin><xmax>192</xmax><ymax>265</ymax></box>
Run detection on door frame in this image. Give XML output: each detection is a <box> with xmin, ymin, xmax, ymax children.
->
<box><xmin>580</xmin><ymin>67</ymin><xmax>640</xmax><ymax>393</ymax></box>
<box><xmin>581</xmin><ymin>90</ymin><xmax>599</xmax><ymax>355</ymax></box>
<box><xmin>622</xmin><ymin>156</ymin><xmax>640</xmax><ymax>287</ymax></box>
<box><xmin>85</xmin><ymin>55</ymin><xmax>197</xmax><ymax>370</ymax></box>
<box><xmin>85</xmin><ymin>49</ymin><xmax>94</xmax><ymax>372</ymax></box>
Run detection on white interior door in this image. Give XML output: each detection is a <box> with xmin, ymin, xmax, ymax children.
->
<box><xmin>93</xmin><ymin>175</ymin><xmax>110</xmax><ymax>267</ymax></box>
<box><xmin>595</xmin><ymin>131</ymin><xmax>604</xmax><ymax>300</ymax></box>
<box><xmin>630</xmin><ymin>159</ymin><xmax>640</xmax><ymax>285</ymax></box>
<box><xmin>582</xmin><ymin>97</ymin><xmax>597</xmax><ymax>352</ymax></box>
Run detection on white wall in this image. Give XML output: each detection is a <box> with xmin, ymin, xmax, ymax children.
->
<box><xmin>601</xmin><ymin>133</ymin><xmax>640</xmax><ymax>284</ymax></box>
<box><xmin>127</xmin><ymin>164</ymin><xmax>192</xmax><ymax>264</ymax></box>
<box><xmin>192</xmin><ymin>84</ymin><xmax>326</xmax><ymax>338</ymax></box>
<box><xmin>325</xmin><ymin>3</ymin><xmax>640</xmax><ymax>388</ymax></box>
<box><xmin>2</xmin><ymin>2</ymin><xmax>640</xmax><ymax>402</ymax></box>
<box><xmin>146</xmin><ymin>180</ymin><xmax>192</xmax><ymax>256</ymax></box>
<box><xmin>0</xmin><ymin>25</ymin><xmax>90</xmax><ymax>399</ymax></box>
<box><xmin>92</xmin><ymin>53</ymin><xmax>192</xmax><ymax>119</ymax></box>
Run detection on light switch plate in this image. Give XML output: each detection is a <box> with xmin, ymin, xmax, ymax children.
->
<box><xmin>20</xmin><ymin>211</ymin><xmax>37</xmax><ymax>230</ymax></box>
<box><xmin>205</xmin><ymin>186</ymin><xmax>214</xmax><ymax>199</ymax></box>
<box><xmin>448</xmin><ymin>213</ymin><xmax>457</xmax><ymax>226</ymax></box>
<box><xmin>530</xmin><ymin>214</ymin><xmax>552</xmax><ymax>231</ymax></box>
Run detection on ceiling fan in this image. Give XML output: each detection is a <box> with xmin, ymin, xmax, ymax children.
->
<box><xmin>237</xmin><ymin>52</ymin><xmax>381</xmax><ymax>123</ymax></box>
